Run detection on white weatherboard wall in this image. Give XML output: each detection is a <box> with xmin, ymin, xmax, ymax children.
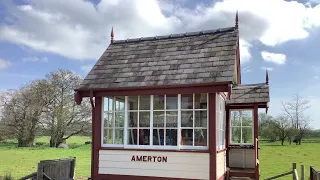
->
<box><xmin>216</xmin><ymin>151</ymin><xmax>226</xmax><ymax>178</ymax></box>
<box><xmin>99</xmin><ymin>150</ymin><xmax>210</xmax><ymax>179</ymax></box>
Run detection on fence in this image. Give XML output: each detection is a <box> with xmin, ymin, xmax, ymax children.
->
<box><xmin>265</xmin><ymin>163</ymin><xmax>320</xmax><ymax>180</ymax></box>
<box><xmin>310</xmin><ymin>166</ymin><xmax>320</xmax><ymax>180</ymax></box>
<box><xmin>19</xmin><ymin>157</ymin><xmax>76</xmax><ymax>180</ymax></box>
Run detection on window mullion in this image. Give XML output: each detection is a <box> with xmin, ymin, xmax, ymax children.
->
<box><xmin>150</xmin><ymin>95</ymin><xmax>153</xmax><ymax>146</ymax></box>
<box><xmin>164</xmin><ymin>95</ymin><xmax>166</xmax><ymax>146</ymax></box>
<box><xmin>137</xmin><ymin>96</ymin><xmax>140</xmax><ymax>145</ymax></box>
<box><xmin>240</xmin><ymin>110</ymin><xmax>243</xmax><ymax>144</ymax></box>
<box><xmin>124</xmin><ymin>96</ymin><xmax>128</xmax><ymax>146</ymax></box>
<box><xmin>112</xmin><ymin>97</ymin><xmax>116</xmax><ymax>144</ymax></box>
<box><xmin>178</xmin><ymin>94</ymin><xmax>181</xmax><ymax>149</ymax></box>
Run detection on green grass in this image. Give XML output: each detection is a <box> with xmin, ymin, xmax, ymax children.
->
<box><xmin>0</xmin><ymin>137</ymin><xmax>319</xmax><ymax>179</ymax></box>
<box><xmin>259</xmin><ymin>139</ymin><xmax>320</xmax><ymax>179</ymax></box>
<box><xmin>0</xmin><ymin>136</ymin><xmax>91</xmax><ymax>179</ymax></box>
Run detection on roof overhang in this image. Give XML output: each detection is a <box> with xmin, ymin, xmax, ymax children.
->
<box><xmin>74</xmin><ymin>81</ymin><xmax>232</xmax><ymax>105</ymax></box>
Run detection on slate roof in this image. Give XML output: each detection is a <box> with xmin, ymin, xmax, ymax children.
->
<box><xmin>79</xmin><ymin>27</ymin><xmax>238</xmax><ymax>89</ymax></box>
<box><xmin>226</xmin><ymin>83</ymin><xmax>270</xmax><ymax>104</ymax></box>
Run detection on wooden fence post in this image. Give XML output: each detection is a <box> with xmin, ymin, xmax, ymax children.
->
<box><xmin>293</xmin><ymin>163</ymin><xmax>297</xmax><ymax>180</ymax></box>
<box><xmin>301</xmin><ymin>165</ymin><xmax>305</xmax><ymax>180</ymax></box>
<box><xmin>310</xmin><ymin>166</ymin><xmax>313</xmax><ymax>180</ymax></box>
<box><xmin>37</xmin><ymin>162</ymin><xmax>43</xmax><ymax>180</ymax></box>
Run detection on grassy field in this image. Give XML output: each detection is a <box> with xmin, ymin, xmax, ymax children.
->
<box><xmin>0</xmin><ymin>137</ymin><xmax>319</xmax><ymax>179</ymax></box>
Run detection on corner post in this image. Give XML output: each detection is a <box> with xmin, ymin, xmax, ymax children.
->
<box><xmin>209</xmin><ymin>93</ymin><xmax>217</xmax><ymax>180</ymax></box>
<box><xmin>254</xmin><ymin>104</ymin><xmax>259</xmax><ymax>180</ymax></box>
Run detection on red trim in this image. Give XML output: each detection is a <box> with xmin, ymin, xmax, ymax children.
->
<box><xmin>254</xmin><ymin>104</ymin><xmax>260</xmax><ymax>180</ymax></box>
<box><xmin>230</xmin><ymin>171</ymin><xmax>255</xmax><ymax>179</ymax></box>
<box><xmin>225</xmin><ymin>107</ymin><xmax>230</xmax><ymax>168</ymax></box>
<box><xmin>216</xmin><ymin>148</ymin><xmax>227</xmax><ymax>153</ymax></box>
<box><xmin>92</xmin><ymin>97</ymin><xmax>102</xmax><ymax>179</ymax></box>
<box><xmin>100</xmin><ymin>147</ymin><xmax>209</xmax><ymax>153</ymax></box>
<box><xmin>227</xmin><ymin>103</ymin><xmax>268</xmax><ymax>109</ymax></box>
<box><xmin>76</xmin><ymin>83</ymin><xmax>230</xmax><ymax>98</ymax></box>
<box><xmin>209</xmin><ymin>93</ymin><xmax>217</xmax><ymax>180</ymax></box>
<box><xmin>96</xmin><ymin>174</ymin><xmax>199</xmax><ymax>180</ymax></box>
<box><xmin>219</xmin><ymin>92</ymin><xmax>226</xmax><ymax>100</ymax></box>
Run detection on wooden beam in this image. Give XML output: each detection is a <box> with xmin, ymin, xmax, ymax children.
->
<box><xmin>254</xmin><ymin>104</ymin><xmax>259</xmax><ymax>180</ymax></box>
<box><xmin>92</xmin><ymin>97</ymin><xmax>102</xmax><ymax>179</ymax></box>
<box><xmin>225</xmin><ymin>106</ymin><xmax>230</xmax><ymax>168</ymax></box>
<box><xmin>209</xmin><ymin>93</ymin><xmax>217</xmax><ymax>180</ymax></box>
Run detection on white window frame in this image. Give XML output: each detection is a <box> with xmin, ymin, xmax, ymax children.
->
<box><xmin>229</xmin><ymin>109</ymin><xmax>254</xmax><ymax>145</ymax></box>
<box><xmin>216</xmin><ymin>94</ymin><xmax>225</xmax><ymax>150</ymax></box>
<box><xmin>101</xmin><ymin>93</ymin><xmax>209</xmax><ymax>150</ymax></box>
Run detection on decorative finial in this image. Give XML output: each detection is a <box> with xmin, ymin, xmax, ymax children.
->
<box><xmin>235</xmin><ymin>10</ymin><xmax>239</xmax><ymax>29</ymax></box>
<box><xmin>266</xmin><ymin>69</ymin><xmax>269</xmax><ymax>84</ymax></box>
<box><xmin>111</xmin><ymin>27</ymin><xmax>114</xmax><ymax>43</ymax></box>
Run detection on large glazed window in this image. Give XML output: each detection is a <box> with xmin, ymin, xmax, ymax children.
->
<box><xmin>101</xmin><ymin>94</ymin><xmax>208</xmax><ymax>150</ymax></box>
<box><xmin>230</xmin><ymin>109</ymin><xmax>253</xmax><ymax>145</ymax></box>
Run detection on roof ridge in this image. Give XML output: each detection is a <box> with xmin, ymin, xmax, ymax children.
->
<box><xmin>113</xmin><ymin>26</ymin><xmax>236</xmax><ymax>44</ymax></box>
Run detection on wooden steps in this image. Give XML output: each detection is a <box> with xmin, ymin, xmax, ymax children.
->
<box><xmin>229</xmin><ymin>168</ymin><xmax>256</xmax><ymax>180</ymax></box>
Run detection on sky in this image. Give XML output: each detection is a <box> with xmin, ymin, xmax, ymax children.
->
<box><xmin>0</xmin><ymin>0</ymin><xmax>320</xmax><ymax>128</ymax></box>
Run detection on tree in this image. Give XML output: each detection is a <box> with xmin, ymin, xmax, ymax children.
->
<box><xmin>43</xmin><ymin>70</ymin><xmax>91</xmax><ymax>147</ymax></box>
<box><xmin>0</xmin><ymin>80</ymin><xmax>50</xmax><ymax>147</ymax></box>
<box><xmin>281</xmin><ymin>93</ymin><xmax>311</xmax><ymax>145</ymax></box>
<box><xmin>258</xmin><ymin>112</ymin><xmax>273</xmax><ymax>136</ymax></box>
<box><xmin>273</xmin><ymin>116</ymin><xmax>292</xmax><ymax>145</ymax></box>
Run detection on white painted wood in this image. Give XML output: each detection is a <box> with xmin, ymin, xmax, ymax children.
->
<box><xmin>217</xmin><ymin>151</ymin><xmax>226</xmax><ymax>178</ymax></box>
<box><xmin>98</xmin><ymin>150</ymin><xmax>209</xmax><ymax>179</ymax></box>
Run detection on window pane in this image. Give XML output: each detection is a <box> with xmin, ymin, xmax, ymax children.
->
<box><xmin>195</xmin><ymin>93</ymin><xmax>207</xmax><ymax>109</ymax></box>
<box><xmin>103</xmin><ymin>128</ymin><xmax>113</xmax><ymax>144</ymax></box>
<box><xmin>166</xmin><ymin>95</ymin><xmax>178</xmax><ymax>109</ymax></box>
<box><xmin>103</xmin><ymin>112</ymin><xmax>113</xmax><ymax>128</ymax></box>
<box><xmin>166</xmin><ymin>129</ymin><xmax>177</xmax><ymax>146</ymax></box>
<box><xmin>242</xmin><ymin>127</ymin><xmax>253</xmax><ymax>144</ymax></box>
<box><xmin>195</xmin><ymin>129</ymin><xmax>207</xmax><ymax>146</ymax></box>
<box><xmin>139</xmin><ymin>112</ymin><xmax>150</xmax><ymax>127</ymax></box>
<box><xmin>153</xmin><ymin>129</ymin><xmax>164</xmax><ymax>146</ymax></box>
<box><xmin>108</xmin><ymin>98</ymin><xmax>114</xmax><ymax>111</ymax></box>
<box><xmin>139</xmin><ymin>129</ymin><xmax>150</xmax><ymax>145</ymax></box>
<box><xmin>181</xmin><ymin>129</ymin><xmax>193</xmax><ymax>145</ymax></box>
<box><xmin>153</xmin><ymin>111</ymin><xmax>164</xmax><ymax>127</ymax></box>
<box><xmin>140</xmin><ymin>96</ymin><xmax>150</xmax><ymax>110</ymax></box>
<box><xmin>115</xmin><ymin>112</ymin><xmax>124</xmax><ymax>127</ymax></box>
<box><xmin>230</xmin><ymin>111</ymin><xmax>241</xmax><ymax>126</ymax></box>
<box><xmin>128</xmin><ymin>96</ymin><xmax>138</xmax><ymax>110</ymax></box>
<box><xmin>231</xmin><ymin>127</ymin><xmax>241</xmax><ymax>144</ymax></box>
<box><xmin>181</xmin><ymin>94</ymin><xmax>193</xmax><ymax>109</ymax></box>
<box><xmin>114</xmin><ymin>129</ymin><xmax>124</xmax><ymax>144</ymax></box>
<box><xmin>115</xmin><ymin>96</ymin><xmax>125</xmax><ymax>111</ymax></box>
<box><xmin>241</xmin><ymin>110</ymin><xmax>253</xmax><ymax>126</ymax></box>
<box><xmin>181</xmin><ymin>111</ymin><xmax>193</xmax><ymax>127</ymax></box>
<box><xmin>127</xmin><ymin>129</ymin><xmax>137</xmax><ymax>145</ymax></box>
<box><xmin>195</xmin><ymin>111</ymin><xmax>207</xmax><ymax>127</ymax></box>
<box><xmin>128</xmin><ymin>112</ymin><xmax>138</xmax><ymax>127</ymax></box>
<box><xmin>166</xmin><ymin>111</ymin><xmax>178</xmax><ymax>127</ymax></box>
<box><xmin>154</xmin><ymin>95</ymin><xmax>165</xmax><ymax>110</ymax></box>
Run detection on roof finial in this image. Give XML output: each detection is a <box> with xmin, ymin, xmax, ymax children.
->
<box><xmin>266</xmin><ymin>69</ymin><xmax>269</xmax><ymax>84</ymax></box>
<box><xmin>111</xmin><ymin>27</ymin><xmax>114</xmax><ymax>43</ymax></box>
<box><xmin>235</xmin><ymin>10</ymin><xmax>239</xmax><ymax>29</ymax></box>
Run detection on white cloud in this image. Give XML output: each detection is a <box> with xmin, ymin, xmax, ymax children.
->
<box><xmin>261</xmin><ymin>51</ymin><xmax>287</xmax><ymax>65</ymax></box>
<box><xmin>261</xmin><ymin>66</ymin><xmax>274</xmax><ymax>71</ymax></box>
<box><xmin>81</xmin><ymin>64</ymin><xmax>94</xmax><ymax>72</ymax></box>
<box><xmin>22</xmin><ymin>56</ymin><xmax>48</xmax><ymax>62</ymax></box>
<box><xmin>0</xmin><ymin>58</ymin><xmax>11</xmax><ymax>70</ymax></box>
<box><xmin>0</xmin><ymin>0</ymin><xmax>319</xmax><ymax>62</ymax></box>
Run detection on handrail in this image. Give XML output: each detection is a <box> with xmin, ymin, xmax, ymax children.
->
<box><xmin>265</xmin><ymin>171</ymin><xmax>293</xmax><ymax>180</ymax></box>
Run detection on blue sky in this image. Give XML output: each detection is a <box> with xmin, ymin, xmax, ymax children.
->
<box><xmin>0</xmin><ymin>0</ymin><xmax>320</xmax><ymax>128</ymax></box>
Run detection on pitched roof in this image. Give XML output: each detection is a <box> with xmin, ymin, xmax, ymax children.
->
<box><xmin>79</xmin><ymin>27</ymin><xmax>239</xmax><ymax>89</ymax></box>
<box><xmin>226</xmin><ymin>83</ymin><xmax>270</xmax><ymax>104</ymax></box>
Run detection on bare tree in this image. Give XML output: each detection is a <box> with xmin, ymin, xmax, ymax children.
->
<box><xmin>43</xmin><ymin>70</ymin><xmax>91</xmax><ymax>147</ymax></box>
<box><xmin>0</xmin><ymin>80</ymin><xmax>50</xmax><ymax>147</ymax></box>
<box><xmin>273</xmin><ymin>116</ymin><xmax>293</xmax><ymax>145</ymax></box>
<box><xmin>281</xmin><ymin>93</ymin><xmax>311</xmax><ymax>145</ymax></box>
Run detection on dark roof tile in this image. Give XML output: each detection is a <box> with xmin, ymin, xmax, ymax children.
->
<box><xmin>226</xmin><ymin>83</ymin><xmax>270</xmax><ymax>104</ymax></box>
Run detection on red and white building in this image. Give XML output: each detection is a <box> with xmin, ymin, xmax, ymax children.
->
<box><xmin>75</xmin><ymin>13</ymin><xmax>270</xmax><ymax>180</ymax></box>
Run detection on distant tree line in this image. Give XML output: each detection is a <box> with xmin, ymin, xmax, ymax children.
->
<box><xmin>0</xmin><ymin>70</ymin><xmax>91</xmax><ymax>147</ymax></box>
<box><xmin>259</xmin><ymin>94</ymin><xmax>319</xmax><ymax>145</ymax></box>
